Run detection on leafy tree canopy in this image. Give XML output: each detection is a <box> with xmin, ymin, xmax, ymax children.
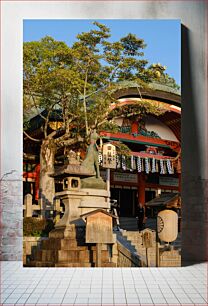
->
<box><xmin>23</xmin><ymin>21</ymin><xmax>179</xmax><ymax>144</ymax></box>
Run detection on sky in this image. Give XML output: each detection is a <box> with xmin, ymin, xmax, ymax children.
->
<box><xmin>23</xmin><ymin>19</ymin><xmax>181</xmax><ymax>86</ymax></box>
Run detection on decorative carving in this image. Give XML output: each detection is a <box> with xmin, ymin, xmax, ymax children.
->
<box><xmin>65</xmin><ymin>149</ymin><xmax>80</xmax><ymax>165</ymax></box>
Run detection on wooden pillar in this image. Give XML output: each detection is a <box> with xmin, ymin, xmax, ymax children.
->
<box><xmin>35</xmin><ymin>164</ymin><xmax>40</xmax><ymax>201</ymax></box>
<box><xmin>96</xmin><ymin>243</ymin><xmax>102</xmax><ymax>267</ymax></box>
<box><xmin>138</xmin><ymin>173</ymin><xmax>145</xmax><ymax>206</ymax></box>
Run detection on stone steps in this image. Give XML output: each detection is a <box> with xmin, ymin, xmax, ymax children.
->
<box><xmin>41</xmin><ymin>238</ymin><xmax>87</xmax><ymax>250</ymax></box>
<box><xmin>32</xmin><ymin>244</ymin><xmax>106</xmax><ymax>264</ymax></box>
<box><xmin>55</xmin><ymin>262</ymin><xmax>92</xmax><ymax>267</ymax></box>
<box><xmin>121</xmin><ymin>229</ymin><xmax>181</xmax><ymax>266</ymax></box>
<box><xmin>29</xmin><ymin>224</ymin><xmax>115</xmax><ymax>267</ymax></box>
<box><xmin>120</xmin><ymin>217</ymin><xmax>181</xmax><ymax>250</ymax></box>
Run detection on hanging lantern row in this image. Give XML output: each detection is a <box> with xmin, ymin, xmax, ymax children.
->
<box><xmin>98</xmin><ymin>153</ymin><xmax>174</xmax><ymax>174</ymax></box>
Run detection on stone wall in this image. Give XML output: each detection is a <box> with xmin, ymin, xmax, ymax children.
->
<box><xmin>0</xmin><ymin>172</ymin><xmax>22</xmax><ymax>261</ymax></box>
<box><xmin>160</xmin><ymin>248</ymin><xmax>181</xmax><ymax>267</ymax></box>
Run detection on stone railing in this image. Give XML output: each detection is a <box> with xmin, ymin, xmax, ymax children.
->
<box><xmin>122</xmin><ymin>230</ymin><xmax>181</xmax><ymax>267</ymax></box>
<box><xmin>23</xmin><ymin>194</ymin><xmax>62</xmax><ymax>219</ymax></box>
<box><xmin>117</xmin><ymin>241</ymin><xmax>147</xmax><ymax>267</ymax></box>
<box><xmin>23</xmin><ymin>194</ymin><xmax>40</xmax><ymax>217</ymax></box>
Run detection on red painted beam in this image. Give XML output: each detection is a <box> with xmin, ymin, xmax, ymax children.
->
<box><xmin>100</xmin><ymin>131</ymin><xmax>180</xmax><ymax>151</ymax></box>
<box><xmin>131</xmin><ymin>151</ymin><xmax>174</xmax><ymax>160</ymax></box>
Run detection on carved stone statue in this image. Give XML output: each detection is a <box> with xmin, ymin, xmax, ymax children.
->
<box><xmin>51</xmin><ymin>130</ymin><xmax>106</xmax><ymax>189</ymax></box>
<box><xmin>82</xmin><ymin>130</ymin><xmax>100</xmax><ymax>178</ymax></box>
<box><xmin>81</xmin><ymin>130</ymin><xmax>106</xmax><ymax>189</ymax></box>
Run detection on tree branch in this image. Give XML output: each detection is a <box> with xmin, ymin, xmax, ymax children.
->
<box><xmin>30</xmin><ymin>93</ymin><xmax>47</xmax><ymax>120</ymax></box>
<box><xmin>23</xmin><ymin>131</ymin><xmax>41</xmax><ymax>142</ymax></box>
<box><xmin>47</xmin><ymin>127</ymin><xmax>65</xmax><ymax>139</ymax></box>
<box><xmin>55</xmin><ymin>135</ymin><xmax>84</xmax><ymax>148</ymax></box>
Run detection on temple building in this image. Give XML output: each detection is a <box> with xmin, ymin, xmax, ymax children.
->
<box><xmin>99</xmin><ymin>83</ymin><xmax>181</xmax><ymax>218</ymax></box>
<box><xmin>23</xmin><ymin>83</ymin><xmax>181</xmax><ymax>219</ymax></box>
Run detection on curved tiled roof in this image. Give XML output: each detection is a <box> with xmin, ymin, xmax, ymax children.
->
<box><xmin>112</xmin><ymin>81</ymin><xmax>181</xmax><ymax>107</ymax></box>
<box><xmin>112</xmin><ymin>82</ymin><xmax>181</xmax><ymax>142</ymax></box>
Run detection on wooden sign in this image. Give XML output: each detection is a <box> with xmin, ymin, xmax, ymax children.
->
<box><xmin>82</xmin><ymin>209</ymin><xmax>116</xmax><ymax>244</ymax></box>
<box><xmin>102</xmin><ymin>143</ymin><xmax>116</xmax><ymax>169</ymax></box>
<box><xmin>142</xmin><ymin>230</ymin><xmax>153</xmax><ymax>248</ymax></box>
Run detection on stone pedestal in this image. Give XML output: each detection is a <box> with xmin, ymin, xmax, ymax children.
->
<box><xmin>28</xmin><ymin>161</ymin><xmax>115</xmax><ymax>267</ymax></box>
<box><xmin>54</xmin><ymin>188</ymin><xmax>110</xmax><ymax>228</ymax></box>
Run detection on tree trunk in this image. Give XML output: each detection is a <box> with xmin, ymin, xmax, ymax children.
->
<box><xmin>39</xmin><ymin>138</ymin><xmax>56</xmax><ymax>218</ymax></box>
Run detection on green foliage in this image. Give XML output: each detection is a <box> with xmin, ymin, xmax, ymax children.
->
<box><xmin>108</xmin><ymin>100</ymin><xmax>166</xmax><ymax>121</ymax></box>
<box><xmin>110</xmin><ymin>141</ymin><xmax>131</xmax><ymax>156</ymax></box>
<box><xmin>98</xmin><ymin>121</ymin><xmax>120</xmax><ymax>133</ymax></box>
<box><xmin>23</xmin><ymin>217</ymin><xmax>54</xmax><ymax>237</ymax></box>
<box><xmin>23</xmin><ymin>21</ymin><xmax>179</xmax><ymax>145</ymax></box>
<box><xmin>23</xmin><ymin>36</ymin><xmax>85</xmax><ymax>138</ymax></box>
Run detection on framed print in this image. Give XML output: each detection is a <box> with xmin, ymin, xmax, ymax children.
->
<box><xmin>0</xmin><ymin>1</ymin><xmax>207</xmax><ymax>304</ymax></box>
<box><xmin>22</xmin><ymin>19</ymin><xmax>182</xmax><ymax>267</ymax></box>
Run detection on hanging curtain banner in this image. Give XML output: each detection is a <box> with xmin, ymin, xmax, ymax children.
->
<box><xmin>115</xmin><ymin>154</ymin><xmax>175</xmax><ymax>175</ymax></box>
<box><xmin>116</xmin><ymin>154</ymin><xmax>121</xmax><ymax>169</ymax></box>
<box><xmin>137</xmin><ymin>156</ymin><xmax>142</xmax><ymax>172</ymax></box>
<box><xmin>130</xmin><ymin>155</ymin><xmax>134</xmax><ymax>170</ymax></box>
<box><xmin>167</xmin><ymin>159</ymin><xmax>174</xmax><ymax>174</ymax></box>
<box><xmin>121</xmin><ymin>155</ymin><xmax>126</xmax><ymax>171</ymax></box>
<box><xmin>160</xmin><ymin>159</ymin><xmax>165</xmax><ymax>174</ymax></box>
<box><xmin>152</xmin><ymin>158</ymin><xmax>156</xmax><ymax>173</ymax></box>
<box><xmin>145</xmin><ymin>157</ymin><xmax>149</xmax><ymax>174</ymax></box>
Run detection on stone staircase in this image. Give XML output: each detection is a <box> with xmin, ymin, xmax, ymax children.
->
<box><xmin>120</xmin><ymin>229</ymin><xmax>181</xmax><ymax>267</ymax></box>
<box><xmin>28</xmin><ymin>224</ymin><xmax>116</xmax><ymax>267</ymax></box>
<box><xmin>115</xmin><ymin>231</ymin><xmax>146</xmax><ymax>267</ymax></box>
<box><xmin>27</xmin><ymin>217</ymin><xmax>181</xmax><ymax>267</ymax></box>
<box><xmin>119</xmin><ymin>217</ymin><xmax>181</xmax><ymax>250</ymax></box>
<box><xmin>118</xmin><ymin>217</ymin><xmax>181</xmax><ymax>267</ymax></box>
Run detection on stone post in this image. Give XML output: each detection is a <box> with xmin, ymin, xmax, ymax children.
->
<box><xmin>24</xmin><ymin>194</ymin><xmax>33</xmax><ymax>217</ymax></box>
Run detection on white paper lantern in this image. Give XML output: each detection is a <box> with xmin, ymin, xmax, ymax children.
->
<box><xmin>157</xmin><ymin>210</ymin><xmax>178</xmax><ymax>242</ymax></box>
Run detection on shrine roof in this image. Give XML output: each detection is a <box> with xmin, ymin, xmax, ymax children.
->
<box><xmin>113</xmin><ymin>82</ymin><xmax>181</xmax><ymax>106</ymax></box>
<box><xmin>80</xmin><ymin>209</ymin><xmax>118</xmax><ymax>219</ymax></box>
<box><xmin>145</xmin><ymin>193</ymin><xmax>180</xmax><ymax>208</ymax></box>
